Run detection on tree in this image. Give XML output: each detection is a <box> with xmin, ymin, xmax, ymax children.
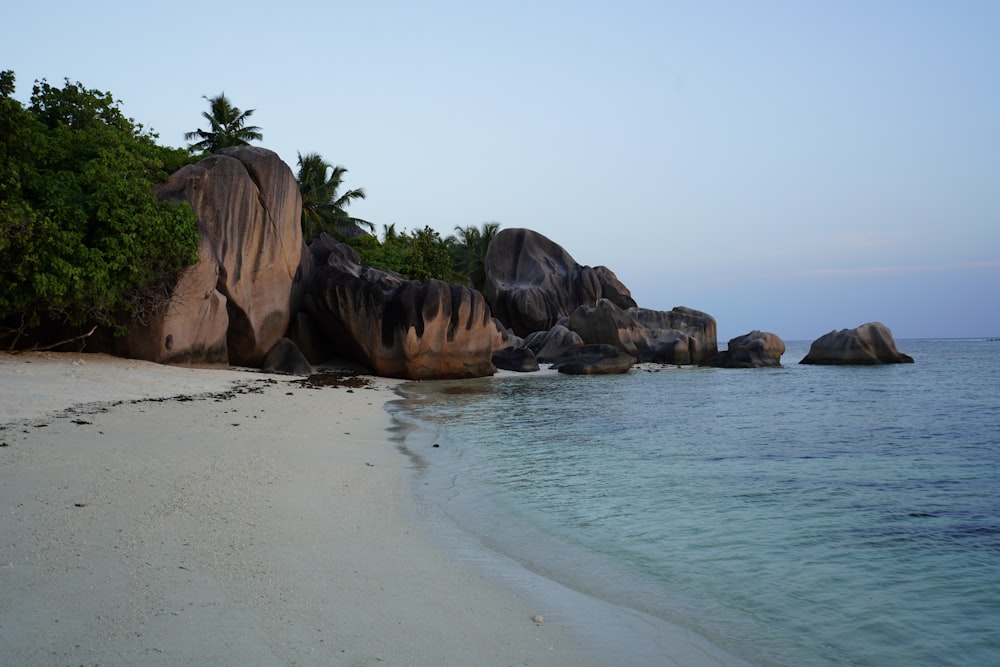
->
<box><xmin>0</xmin><ymin>72</ymin><xmax>200</xmax><ymax>350</ymax></box>
<box><xmin>447</xmin><ymin>222</ymin><xmax>500</xmax><ymax>293</ymax></box>
<box><xmin>184</xmin><ymin>93</ymin><xmax>262</xmax><ymax>155</ymax></box>
<box><xmin>348</xmin><ymin>224</ymin><xmax>465</xmax><ymax>284</ymax></box>
<box><xmin>296</xmin><ymin>152</ymin><xmax>373</xmax><ymax>240</ymax></box>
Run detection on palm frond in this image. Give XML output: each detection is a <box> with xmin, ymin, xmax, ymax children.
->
<box><xmin>295</xmin><ymin>152</ymin><xmax>373</xmax><ymax>239</ymax></box>
<box><xmin>185</xmin><ymin>92</ymin><xmax>263</xmax><ymax>154</ymax></box>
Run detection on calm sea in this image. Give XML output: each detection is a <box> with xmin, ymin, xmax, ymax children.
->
<box><xmin>390</xmin><ymin>339</ymin><xmax>1000</xmax><ymax>666</ymax></box>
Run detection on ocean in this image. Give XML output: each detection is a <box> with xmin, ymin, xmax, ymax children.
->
<box><xmin>389</xmin><ymin>339</ymin><xmax>1000</xmax><ymax>666</ymax></box>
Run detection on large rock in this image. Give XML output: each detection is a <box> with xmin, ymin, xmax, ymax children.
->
<box><xmin>550</xmin><ymin>344</ymin><xmax>636</xmax><ymax>375</ymax></box>
<box><xmin>491</xmin><ymin>319</ymin><xmax>525</xmax><ymax>351</ymax></box>
<box><xmin>109</xmin><ymin>147</ymin><xmax>304</xmax><ymax>366</ymax></box>
<box><xmin>484</xmin><ymin>228</ymin><xmax>637</xmax><ymax>337</ymax></box>
<box><xmin>307</xmin><ymin>242</ymin><xmax>500</xmax><ymax>379</ymax></box>
<box><xmin>99</xmin><ymin>257</ymin><xmax>232</xmax><ymax>365</ymax></box>
<box><xmin>701</xmin><ymin>330</ymin><xmax>785</xmax><ymax>368</ymax></box>
<box><xmin>524</xmin><ymin>324</ymin><xmax>584</xmax><ymax>363</ymax></box>
<box><xmin>492</xmin><ymin>346</ymin><xmax>540</xmax><ymax>373</ymax></box>
<box><xmin>567</xmin><ymin>300</ymin><xmax>718</xmax><ymax>365</ymax></box>
<box><xmin>800</xmin><ymin>322</ymin><xmax>914</xmax><ymax>365</ymax></box>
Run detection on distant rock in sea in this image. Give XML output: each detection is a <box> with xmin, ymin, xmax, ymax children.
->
<box><xmin>800</xmin><ymin>322</ymin><xmax>914</xmax><ymax>365</ymax></box>
<box><xmin>701</xmin><ymin>330</ymin><xmax>785</xmax><ymax>368</ymax></box>
<box><xmin>567</xmin><ymin>300</ymin><xmax>718</xmax><ymax>365</ymax></box>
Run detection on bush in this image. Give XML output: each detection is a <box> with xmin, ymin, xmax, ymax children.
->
<box><xmin>347</xmin><ymin>225</ymin><xmax>465</xmax><ymax>284</ymax></box>
<box><xmin>0</xmin><ymin>72</ymin><xmax>199</xmax><ymax>348</ymax></box>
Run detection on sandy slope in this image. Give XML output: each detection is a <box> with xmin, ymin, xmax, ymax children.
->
<box><xmin>0</xmin><ymin>352</ymin><xmax>598</xmax><ymax>666</ymax></box>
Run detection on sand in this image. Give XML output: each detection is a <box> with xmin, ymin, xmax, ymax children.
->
<box><xmin>0</xmin><ymin>352</ymin><xmax>602</xmax><ymax>666</ymax></box>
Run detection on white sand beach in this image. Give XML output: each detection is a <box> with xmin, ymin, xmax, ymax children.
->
<box><xmin>0</xmin><ymin>352</ymin><xmax>601</xmax><ymax>666</ymax></box>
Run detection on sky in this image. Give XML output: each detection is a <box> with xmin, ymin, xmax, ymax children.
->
<box><xmin>5</xmin><ymin>1</ymin><xmax>999</xmax><ymax>341</ymax></box>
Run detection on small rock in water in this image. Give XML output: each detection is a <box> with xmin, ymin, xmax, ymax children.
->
<box><xmin>532</xmin><ymin>615</ymin><xmax>544</xmax><ymax>624</ymax></box>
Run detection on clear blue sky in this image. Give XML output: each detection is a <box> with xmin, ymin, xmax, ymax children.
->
<box><xmin>5</xmin><ymin>1</ymin><xmax>998</xmax><ymax>340</ymax></box>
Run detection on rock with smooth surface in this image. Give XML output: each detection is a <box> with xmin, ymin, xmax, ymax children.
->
<box><xmin>550</xmin><ymin>344</ymin><xmax>636</xmax><ymax>375</ymax></box>
<box><xmin>701</xmin><ymin>330</ymin><xmax>785</xmax><ymax>368</ymax></box>
<box><xmin>492</xmin><ymin>319</ymin><xmax>525</xmax><ymax>351</ymax></box>
<box><xmin>524</xmin><ymin>324</ymin><xmax>584</xmax><ymax>363</ymax></box>
<box><xmin>307</xmin><ymin>242</ymin><xmax>500</xmax><ymax>379</ymax></box>
<box><xmin>484</xmin><ymin>228</ymin><xmax>637</xmax><ymax>337</ymax></box>
<box><xmin>568</xmin><ymin>300</ymin><xmax>718</xmax><ymax>365</ymax></box>
<box><xmin>492</xmin><ymin>346</ymin><xmax>540</xmax><ymax>373</ymax></box>
<box><xmin>800</xmin><ymin>322</ymin><xmax>914</xmax><ymax>365</ymax></box>
<box><xmin>112</xmin><ymin>147</ymin><xmax>304</xmax><ymax>366</ymax></box>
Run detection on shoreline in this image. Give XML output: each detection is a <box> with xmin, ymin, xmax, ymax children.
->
<box><xmin>392</xmin><ymin>378</ymin><xmax>756</xmax><ymax>667</ymax></box>
<box><xmin>0</xmin><ymin>352</ymin><xmax>599</xmax><ymax>666</ymax></box>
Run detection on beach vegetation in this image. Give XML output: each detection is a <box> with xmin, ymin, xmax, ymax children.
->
<box><xmin>184</xmin><ymin>92</ymin><xmax>262</xmax><ymax>155</ymax></box>
<box><xmin>296</xmin><ymin>152</ymin><xmax>374</xmax><ymax>241</ymax></box>
<box><xmin>347</xmin><ymin>224</ymin><xmax>466</xmax><ymax>284</ymax></box>
<box><xmin>447</xmin><ymin>222</ymin><xmax>500</xmax><ymax>294</ymax></box>
<box><xmin>0</xmin><ymin>70</ymin><xmax>505</xmax><ymax>350</ymax></box>
<box><xmin>0</xmin><ymin>71</ymin><xmax>200</xmax><ymax>350</ymax></box>
<box><xmin>335</xmin><ymin>221</ymin><xmax>502</xmax><ymax>289</ymax></box>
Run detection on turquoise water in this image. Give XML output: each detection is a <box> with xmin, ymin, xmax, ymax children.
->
<box><xmin>392</xmin><ymin>340</ymin><xmax>1000</xmax><ymax>666</ymax></box>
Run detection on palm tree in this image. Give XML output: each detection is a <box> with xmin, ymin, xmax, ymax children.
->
<box><xmin>184</xmin><ymin>93</ymin><xmax>263</xmax><ymax>155</ymax></box>
<box><xmin>296</xmin><ymin>152</ymin><xmax>373</xmax><ymax>241</ymax></box>
<box><xmin>447</xmin><ymin>222</ymin><xmax>500</xmax><ymax>294</ymax></box>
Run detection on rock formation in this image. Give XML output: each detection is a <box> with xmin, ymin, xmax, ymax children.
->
<box><xmin>491</xmin><ymin>320</ymin><xmax>525</xmax><ymax>351</ymax></box>
<box><xmin>550</xmin><ymin>344</ymin><xmax>636</xmax><ymax>375</ymax></box>
<box><xmin>306</xmin><ymin>241</ymin><xmax>501</xmax><ymax>379</ymax></box>
<box><xmin>567</xmin><ymin>300</ymin><xmax>718</xmax><ymax>365</ymax></box>
<box><xmin>85</xmin><ymin>146</ymin><xmax>727</xmax><ymax>379</ymax></box>
<box><xmin>108</xmin><ymin>147</ymin><xmax>304</xmax><ymax>366</ymax></box>
<box><xmin>800</xmin><ymin>322</ymin><xmax>914</xmax><ymax>365</ymax></box>
<box><xmin>484</xmin><ymin>228</ymin><xmax>636</xmax><ymax>337</ymax></box>
<box><xmin>262</xmin><ymin>337</ymin><xmax>314</xmax><ymax>376</ymax></box>
<box><xmin>492</xmin><ymin>347</ymin><xmax>540</xmax><ymax>373</ymax></box>
<box><xmin>524</xmin><ymin>324</ymin><xmax>584</xmax><ymax>363</ymax></box>
<box><xmin>701</xmin><ymin>330</ymin><xmax>785</xmax><ymax>368</ymax></box>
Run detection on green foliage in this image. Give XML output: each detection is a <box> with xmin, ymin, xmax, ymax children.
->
<box><xmin>184</xmin><ymin>93</ymin><xmax>263</xmax><ymax>155</ymax></box>
<box><xmin>342</xmin><ymin>222</ymin><xmax>501</xmax><ymax>288</ymax></box>
<box><xmin>348</xmin><ymin>225</ymin><xmax>466</xmax><ymax>284</ymax></box>
<box><xmin>447</xmin><ymin>222</ymin><xmax>500</xmax><ymax>294</ymax></box>
<box><xmin>0</xmin><ymin>72</ymin><xmax>200</xmax><ymax>348</ymax></box>
<box><xmin>296</xmin><ymin>152</ymin><xmax>373</xmax><ymax>240</ymax></box>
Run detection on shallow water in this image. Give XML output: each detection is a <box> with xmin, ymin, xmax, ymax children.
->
<box><xmin>393</xmin><ymin>340</ymin><xmax>1000</xmax><ymax>666</ymax></box>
